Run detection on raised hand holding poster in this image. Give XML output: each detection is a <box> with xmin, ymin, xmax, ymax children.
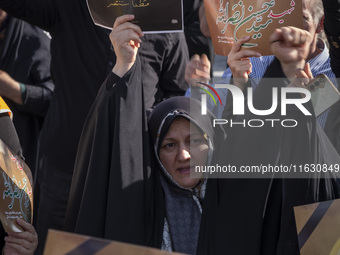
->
<box><xmin>87</xmin><ymin>0</ymin><xmax>183</xmax><ymax>33</ymax></box>
<box><xmin>204</xmin><ymin>0</ymin><xmax>304</xmax><ymax>55</ymax></box>
<box><xmin>0</xmin><ymin>139</ymin><xmax>33</xmax><ymax>233</ymax></box>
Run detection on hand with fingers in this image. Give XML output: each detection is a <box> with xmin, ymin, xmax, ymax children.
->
<box><xmin>185</xmin><ymin>54</ymin><xmax>211</xmax><ymax>88</ymax></box>
<box><xmin>3</xmin><ymin>219</ymin><xmax>38</xmax><ymax>255</ymax></box>
<box><xmin>109</xmin><ymin>14</ymin><xmax>144</xmax><ymax>77</ymax></box>
<box><xmin>288</xmin><ymin>63</ymin><xmax>314</xmax><ymax>88</ymax></box>
<box><xmin>270</xmin><ymin>26</ymin><xmax>313</xmax><ymax>80</ymax></box>
<box><xmin>227</xmin><ymin>36</ymin><xmax>261</xmax><ymax>90</ymax></box>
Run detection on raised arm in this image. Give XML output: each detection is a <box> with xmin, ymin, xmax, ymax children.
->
<box><xmin>0</xmin><ymin>19</ymin><xmax>54</xmax><ymax>117</ymax></box>
<box><xmin>270</xmin><ymin>26</ymin><xmax>313</xmax><ymax>81</ymax></box>
<box><xmin>227</xmin><ymin>36</ymin><xmax>261</xmax><ymax>90</ymax></box>
<box><xmin>64</xmin><ymin>16</ymin><xmax>155</xmax><ymax>246</ymax></box>
<box><xmin>185</xmin><ymin>53</ymin><xmax>211</xmax><ymax>87</ymax></box>
<box><xmin>110</xmin><ymin>14</ymin><xmax>143</xmax><ymax>77</ymax></box>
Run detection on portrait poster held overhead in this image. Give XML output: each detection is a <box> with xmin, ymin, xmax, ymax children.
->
<box><xmin>87</xmin><ymin>0</ymin><xmax>183</xmax><ymax>33</ymax></box>
<box><xmin>0</xmin><ymin>139</ymin><xmax>33</xmax><ymax>233</ymax></box>
<box><xmin>204</xmin><ymin>0</ymin><xmax>304</xmax><ymax>56</ymax></box>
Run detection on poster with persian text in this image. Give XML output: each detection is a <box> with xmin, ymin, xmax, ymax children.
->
<box><xmin>87</xmin><ymin>0</ymin><xmax>183</xmax><ymax>33</ymax></box>
<box><xmin>204</xmin><ymin>0</ymin><xmax>303</xmax><ymax>56</ymax></box>
<box><xmin>0</xmin><ymin>139</ymin><xmax>33</xmax><ymax>233</ymax></box>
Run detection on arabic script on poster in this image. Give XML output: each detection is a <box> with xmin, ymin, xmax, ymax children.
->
<box><xmin>0</xmin><ymin>139</ymin><xmax>33</xmax><ymax>233</ymax></box>
<box><xmin>205</xmin><ymin>0</ymin><xmax>303</xmax><ymax>55</ymax></box>
<box><xmin>87</xmin><ymin>0</ymin><xmax>183</xmax><ymax>33</ymax></box>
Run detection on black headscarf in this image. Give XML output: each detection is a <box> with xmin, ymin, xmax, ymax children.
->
<box><xmin>148</xmin><ymin>96</ymin><xmax>224</xmax><ymax>254</ymax></box>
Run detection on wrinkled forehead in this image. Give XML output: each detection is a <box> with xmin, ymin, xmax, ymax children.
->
<box><xmin>162</xmin><ymin>115</ymin><xmax>203</xmax><ymax>139</ymax></box>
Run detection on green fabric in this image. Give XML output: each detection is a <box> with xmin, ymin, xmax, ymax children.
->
<box><xmin>19</xmin><ymin>82</ymin><xmax>26</xmax><ymax>102</ymax></box>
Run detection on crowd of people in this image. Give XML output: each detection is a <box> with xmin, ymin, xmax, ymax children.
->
<box><xmin>0</xmin><ymin>0</ymin><xmax>339</xmax><ymax>254</ymax></box>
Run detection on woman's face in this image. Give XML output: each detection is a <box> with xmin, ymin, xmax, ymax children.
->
<box><xmin>159</xmin><ymin>117</ymin><xmax>209</xmax><ymax>189</ymax></box>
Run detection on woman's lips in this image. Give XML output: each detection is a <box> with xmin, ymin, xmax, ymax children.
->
<box><xmin>177</xmin><ymin>166</ymin><xmax>192</xmax><ymax>174</ymax></box>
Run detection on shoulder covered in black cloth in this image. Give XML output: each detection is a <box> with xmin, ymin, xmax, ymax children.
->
<box><xmin>64</xmin><ymin>57</ymin><xmax>162</xmax><ymax>247</ymax></box>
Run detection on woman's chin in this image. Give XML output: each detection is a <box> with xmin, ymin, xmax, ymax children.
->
<box><xmin>176</xmin><ymin>175</ymin><xmax>201</xmax><ymax>189</ymax></box>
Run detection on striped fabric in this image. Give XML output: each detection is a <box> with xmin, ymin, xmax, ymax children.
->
<box><xmin>212</xmin><ymin>39</ymin><xmax>338</xmax><ymax>129</ymax></box>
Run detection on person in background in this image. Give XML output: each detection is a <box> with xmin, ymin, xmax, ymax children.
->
<box><xmin>321</xmin><ymin>0</ymin><xmax>340</xmax><ymax>155</ymax></box>
<box><xmin>322</xmin><ymin>0</ymin><xmax>340</xmax><ymax>77</ymax></box>
<box><xmin>186</xmin><ymin>0</ymin><xmax>340</xmax><ymax>154</ymax></box>
<box><xmin>0</xmin><ymin>1</ymin><xmax>189</xmax><ymax>253</ymax></box>
<box><xmin>198</xmin><ymin>25</ymin><xmax>340</xmax><ymax>255</ymax></box>
<box><xmin>0</xmin><ymin>98</ymin><xmax>38</xmax><ymax>255</ymax></box>
<box><xmin>183</xmin><ymin>0</ymin><xmax>214</xmax><ymax>77</ymax></box>
<box><xmin>221</xmin><ymin>0</ymin><xmax>339</xmax><ymax>153</ymax></box>
<box><xmin>0</xmin><ymin>9</ymin><xmax>53</xmax><ymax>175</ymax></box>
<box><xmin>184</xmin><ymin>2</ymin><xmax>217</xmax><ymax>97</ymax></box>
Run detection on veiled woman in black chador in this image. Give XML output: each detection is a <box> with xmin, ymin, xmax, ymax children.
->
<box><xmin>147</xmin><ymin>96</ymin><xmax>224</xmax><ymax>253</ymax></box>
<box><xmin>65</xmin><ymin>87</ymin><xmax>223</xmax><ymax>255</ymax></box>
<box><xmin>64</xmin><ymin>15</ymin><xmax>224</xmax><ymax>255</ymax></box>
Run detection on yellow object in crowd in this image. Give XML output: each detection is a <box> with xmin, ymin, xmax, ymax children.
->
<box><xmin>0</xmin><ymin>97</ymin><xmax>11</xmax><ymax>118</ymax></box>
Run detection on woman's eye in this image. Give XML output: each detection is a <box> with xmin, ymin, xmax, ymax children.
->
<box><xmin>190</xmin><ymin>139</ymin><xmax>203</xmax><ymax>145</ymax></box>
<box><xmin>163</xmin><ymin>143</ymin><xmax>175</xmax><ymax>149</ymax></box>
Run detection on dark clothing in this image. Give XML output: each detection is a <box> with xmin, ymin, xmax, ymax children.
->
<box><xmin>322</xmin><ymin>0</ymin><xmax>340</xmax><ymax>154</ymax></box>
<box><xmin>65</xmin><ymin>57</ymin><xmax>224</xmax><ymax>254</ymax></box>
<box><xmin>198</xmin><ymin>59</ymin><xmax>340</xmax><ymax>255</ymax></box>
<box><xmin>183</xmin><ymin>0</ymin><xmax>214</xmax><ymax>75</ymax></box>
<box><xmin>183</xmin><ymin>0</ymin><xmax>214</xmax><ymax>58</ymax></box>
<box><xmin>65</xmin><ymin>62</ymin><xmax>157</xmax><ymax>245</ymax></box>
<box><xmin>322</xmin><ymin>0</ymin><xmax>340</xmax><ymax>77</ymax></box>
<box><xmin>0</xmin><ymin>0</ymin><xmax>189</xmax><ymax>252</ymax></box>
<box><xmin>0</xmin><ymin>16</ymin><xmax>53</xmax><ymax>173</ymax></box>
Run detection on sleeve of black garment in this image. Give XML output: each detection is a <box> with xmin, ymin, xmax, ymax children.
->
<box><xmin>64</xmin><ymin>70</ymin><xmax>129</xmax><ymax>233</ymax></box>
<box><xmin>159</xmin><ymin>33</ymin><xmax>189</xmax><ymax>100</ymax></box>
<box><xmin>0</xmin><ymin>0</ymin><xmax>59</xmax><ymax>31</ymax></box>
<box><xmin>65</xmin><ymin>57</ymin><xmax>162</xmax><ymax>247</ymax></box>
<box><xmin>16</xmin><ymin>26</ymin><xmax>54</xmax><ymax>117</ymax></box>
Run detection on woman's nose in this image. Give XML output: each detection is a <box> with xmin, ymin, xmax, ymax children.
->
<box><xmin>178</xmin><ymin>145</ymin><xmax>190</xmax><ymax>161</ymax></box>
